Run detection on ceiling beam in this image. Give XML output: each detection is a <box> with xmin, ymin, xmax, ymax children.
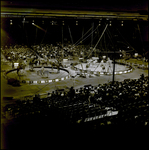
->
<box><xmin>1</xmin><ymin>7</ymin><xmax>148</xmax><ymax>20</ymax></box>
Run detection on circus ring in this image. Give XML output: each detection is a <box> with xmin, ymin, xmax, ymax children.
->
<box><xmin>74</xmin><ymin>61</ymin><xmax>133</xmax><ymax>76</ymax></box>
<box><xmin>5</xmin><ymin>67</ymin><xmax>70</xmax><ymax>84</ymax></box>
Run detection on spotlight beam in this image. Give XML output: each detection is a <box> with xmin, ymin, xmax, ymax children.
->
<box><xmin>32</xmin><ymin>23</ymin><xmax>47</xmax><ymax>32</ymax></box>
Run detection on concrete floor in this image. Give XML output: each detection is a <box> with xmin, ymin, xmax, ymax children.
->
<box><xmin>1</xmin><ymin>58</ymin><xmax>148</xmax><ymax>106</ymax></box>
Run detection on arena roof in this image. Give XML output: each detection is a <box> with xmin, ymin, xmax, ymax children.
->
<box><xmin>1</xmin><ymin>0</ymin><xmax>148</xmax><ymax>20</ymax></box>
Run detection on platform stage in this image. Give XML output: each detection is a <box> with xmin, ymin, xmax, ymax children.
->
<box><xmin>75</xmin><ymin>62</ymin><xmax>132</xmax><ymax>75</ymax></box>
<box><xmin>5</xmin><ymin>67</ymin><xmax>70</xmax><ymax>84</ymax></box>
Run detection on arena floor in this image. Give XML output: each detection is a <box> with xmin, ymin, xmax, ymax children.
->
<box><xmin>75</xmin><ymin>62</ymin><xmax>130</xmax><ymax>73</ymax></box>
<box><xmin>1</xmin><ymin>58</ymin><xmax>148</xmax><ymax>106</ymax></box>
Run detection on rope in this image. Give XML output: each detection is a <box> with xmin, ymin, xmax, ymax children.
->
<box><xmin>74</xmin><ymin>25</ymin><xmax>99</xmax><ymax>48</ymax></box>
<box><xmin>87</xmin><ymin>24</ymin><xmax>108</xmax><ymax>58</ymax></box>
<box><xmin>75</xmin><ymin>25</ymin><xmax>99</xmax><ymax>47</ymax></box>
<box><xmin>73</xmin><ymin>26</ymin><xmax>93</xmax><ymax>46</ymax></box>
<box><xmin>91</xmin><ymin>23</ymin><xmax>94</xmax><ymax>47</ymax></box>
<box><xmin>116</xmin><ymin>28</ymin><xmax>135</xmax><ymax>51</ymax></box>
<box><xmin>106</xmin><ymin>27</ymin><xmax>115</xmax><ymax>47</ymax></box>
<box><xmin>34</xmin><ymin>27</ymin><xmax>38</xmax><ymax>45</ymax></box>
<box><xmin>68</xmin><ymin>26</ymin><xmax>73</xmax><ymax>45</ymax></box>
<box><xmin>40</xmin><ymin>28</ymin><xmax>48</xmax><ymax>44</ymax></box>
<box><xmin>137</xmin><ymin>24</ymin><xmax>145</xmax><ymax>53</ymax></box>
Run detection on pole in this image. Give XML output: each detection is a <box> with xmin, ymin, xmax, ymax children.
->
<box><xmin>91</xmin><ymin>22</ymin><xmax>94</xmax><ymax>47</ymax></box>
<box><xmin>112</xmin><ymin>51</ymin><xmax>115</xmax><ymax>84</ymax></box>
<box><xmin>62</xmin><ymin>26</ymin><xmax>64</xmax><ymax>57</ymax></box>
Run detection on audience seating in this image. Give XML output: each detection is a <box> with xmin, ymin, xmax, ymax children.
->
<box><xmin>2</xmin><ymin>74</ymin><xmax>149</xmax><ymax>128</ymax></box>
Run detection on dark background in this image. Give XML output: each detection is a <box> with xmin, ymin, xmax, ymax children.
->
<box><xmin>2</xmin><ymin>0</ymin><xmax>148</xmax><ymax>11</ymax></box>
<box><xmin>1</xmin><ymin>0</ymin><xmax>148</xmax><ymax>55</ymax></box>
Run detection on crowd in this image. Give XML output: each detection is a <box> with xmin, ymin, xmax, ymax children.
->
<box><xmin>2</xmin><ymin>44</ymin><xmax>148</xmax><ymax>72</ymax></box>
<box><xmin>2</xmin><ymin>74</ymin><xmax>149</xmax><ymax>149</ymax></box>
<box><xmin>2</xmin><ymin>74</ymin><xmax>149</xmax><ymax>128</ymax></box>
<box><xmin>1</xmin><ymin>44</ymin><xmax>91</xmax><ymax>71</ymax></box>
<box><xmin>1</xmin><ymin>43</ymin><xmax>117</xmax><ymax>66</ymax></box>
<box><xmin>1</xmin><ymin>44</ymin><xmax>89</xmax><ymax>62</ymax></box>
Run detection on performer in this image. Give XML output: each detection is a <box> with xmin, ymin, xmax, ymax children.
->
<box><xmin>16</xmin><ymin>65</ymin><xmax>21</xmax><ymax>76</ymax></box>
<box><xmin>17</xmin><ymin>67</ymin><xmax>19</xmax><ymax>75</ymax></box>
<box><xmin>41</xmin><ymin>66</ymin><xmax>44</xmax><ymax>75</ymax></box>
<box><xmin>12</xmin><ymin>61</ymin><xmax>14</xmax><ymax>69</ymax></box>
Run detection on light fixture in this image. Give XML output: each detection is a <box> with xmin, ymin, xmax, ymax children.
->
<box><xmin>121</xmin><ymin>21</ymin><xmax>124</xmax><ymax>26</ymax></box>
<box><xmin>109</xmin><ymin>21</ymin><xmax>112</xmax><ymax>26</ymax></box>
<box><xmin>76</xmin><ymin>21</ymin><xmax>78</xmax><ymax>25</ymax></box>
<box><xmin>22</xmin><ymin>17</ymin><xmax>25</xmax><ymax>23</ymax></box>
<box><xmin>99</xmin><ymin>21</ymin><xmax>101</xmax><ymax>26</ymax></box>
<box><xmin>32</xmin><ymin>20</ymin><xmax>34</xmax><ymax>25</ymax></box>
<box><xmin>62</xmin><ymin>21</ymin><xmax>65</xmax><ymax>25</ymax></box>
<box><xmin>10</xmin><ymin>20</ymin><xmax>13</xmax><ymax>25</ymax></box>
<box><xmin>22</xmin><ymin>17</ymin><xmax>29</xmax><ymax>24</ymax></box>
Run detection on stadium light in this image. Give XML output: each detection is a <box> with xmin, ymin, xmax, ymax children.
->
<box><xmin>121</xmin><ymin>21</ymin><xmax>124</xmax><ymax>26</ymax></box>
<box><xmin>62</xmin><ymin>21</ymin><xmax>65</xmax><ymax>25</ymax></box>
<box><xmin>109</xmin><ymin>21</ymin><xmax>112</xmax><ymax>26</ymax></box>
<box><xmin>32</xmin><ymin>20</ymin><xmax>34</xmax><ymax>25</ymax></box>
<box><xmin>99</xmin><ymin>21</ymin><xmax>101</xmax><ymax>26</ymax></box>
<box><xmin>10</xmin><ymin>20</ymin><xmax>13</xmax><ymax>25</ymax></box>
<box><xmin>76</xmin><ymin>21</ymin><xmax>78</xmax><ymax>25</ymax></box>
